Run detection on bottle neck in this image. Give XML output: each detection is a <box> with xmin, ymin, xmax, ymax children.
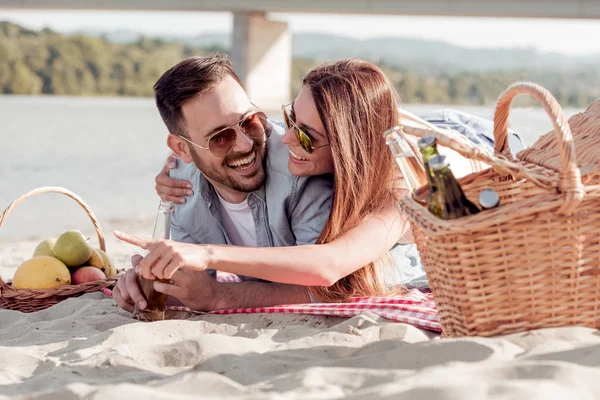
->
<box><xmin>387</xmin><ymin>132</ymin><xmax>427</xmax><ymax>192</ymax></box>
<box><xmin>420</xmin><ymin>144</ymin><xmax>440</xmax><ymax>188</ymax></box>
<box><xmin>157</xmin><ymin>200</ymin><xmax>174</xmax><ymax>213</ymax></box>
<box><xmin>153</xmin><ymin>201</ymin><xmax>175</xmax><ymax>239</ymax></box>
<box><xmin>420</xmin><ymin>145</ymin><xmax>439</xmax><ymax>164</ymax></box>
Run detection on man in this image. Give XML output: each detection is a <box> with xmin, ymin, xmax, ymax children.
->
<box><xmin>113</xmin><ymin>54</ymin><xmax>333</xmax><ymax>313</ymax></box>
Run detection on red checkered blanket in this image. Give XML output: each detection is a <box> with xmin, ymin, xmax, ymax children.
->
<box><xmin>102</xmin><ymin>272</ymin><xmax>441</xmax><ymax>332</ymax></box>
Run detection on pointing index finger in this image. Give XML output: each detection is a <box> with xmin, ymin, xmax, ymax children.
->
<box><xmin>113</xmin><ymin>231</ymin><xmax>156</xmax><ymax>250</ymax></box>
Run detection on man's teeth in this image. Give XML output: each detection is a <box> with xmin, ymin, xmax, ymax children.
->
<box><xmin>289</xmin><ymin>150</ymin><xmax>308</xmax><ymax>161</ymax></box>
<box><xmin>228</xmin><ymin>152</ymin><xmax>255</xmax><ymax>168</ymax></box>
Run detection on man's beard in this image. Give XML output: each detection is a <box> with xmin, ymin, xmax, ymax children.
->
<box><xmin>190</xmin><ymin>144</ymin><xmax>266</xmax><ymax>193</ymax></box>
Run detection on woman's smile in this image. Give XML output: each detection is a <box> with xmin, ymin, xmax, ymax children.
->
<box><xmin>288</xmin><ymin>149</ymin><xmax>309</xmax><ymax>163</ymax></box>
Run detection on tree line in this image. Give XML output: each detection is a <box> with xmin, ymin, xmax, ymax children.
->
<box><xmin>1</xmin><ymin>21</ymin><xmax>598</xmax><ymax>108</ymax></box>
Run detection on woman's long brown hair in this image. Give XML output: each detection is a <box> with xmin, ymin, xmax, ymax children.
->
<box><xmin>305</xmin><ymin>59</ymin><xmax>402</xmax><ymax>303</ymax></box>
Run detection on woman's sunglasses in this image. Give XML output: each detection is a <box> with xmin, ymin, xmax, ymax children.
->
<box><xmin>281</xmin><ymin>103</ymin><xmax>329</xmax><ymax>154</ymax></box>
<box><xmin>177</xmin><ymin>110</ymin><xmax>268</xmax><ymax>157</ymax></box>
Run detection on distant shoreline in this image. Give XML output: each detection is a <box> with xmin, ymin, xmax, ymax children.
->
<box><xmin>0</xmin><ymin>94</ymin><xmax>583</xmax><ymax>111</ymax></box>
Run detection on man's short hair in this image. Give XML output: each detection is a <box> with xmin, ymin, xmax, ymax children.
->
<box><xmin>154</xmin><ymin>54</ymin><xmax>242</xmax><ymax>137</ymax></box>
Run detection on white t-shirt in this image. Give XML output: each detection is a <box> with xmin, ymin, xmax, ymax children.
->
<box><xmin>216</xmin><ymin>193</ymin><xmax>257</xmax><ymax>247</ymax></box>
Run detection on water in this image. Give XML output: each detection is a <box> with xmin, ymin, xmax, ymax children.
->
<box><xmin>0</xmin><ymin>95</ymin><xmax>583</xmax><ymax>240</ymax></box>
<box><xmin>0</xmin><ymin>96</ymin><xmax>170</xmax><ymax>240</ymax></box>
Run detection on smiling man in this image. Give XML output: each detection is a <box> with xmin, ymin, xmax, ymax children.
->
<box><xmin>112</xmin><ymin>54</ymin><xmax>334</xmax><ymax>313</ymax></box>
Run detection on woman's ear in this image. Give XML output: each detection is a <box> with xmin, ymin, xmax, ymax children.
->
<box><xmin>167</xmin><ymin>134</ymin><xmax>193</xmax><ymax>163</ymax></box>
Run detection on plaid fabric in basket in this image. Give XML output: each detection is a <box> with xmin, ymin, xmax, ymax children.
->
<box><xmin>102</xmin><ymin>271</ymin><xmax>441</xmax><ymax>332</ymax></box>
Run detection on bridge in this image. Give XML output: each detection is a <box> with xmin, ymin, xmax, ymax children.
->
<box><xmin>2</xmin><ymin>0</ymin><xmax>599</xmax><ymax>107</ymax></box>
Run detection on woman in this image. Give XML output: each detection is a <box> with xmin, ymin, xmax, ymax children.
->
<box><xmin>130</xmin><ymin>59</ymin><xmax>411</xmax><ymax>302</ymax></box>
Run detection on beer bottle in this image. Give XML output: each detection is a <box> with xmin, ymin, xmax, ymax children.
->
<box><xmin>133</xmin><ymin>200</ymin><xmax>174</xmax><ymax>321</ymax></box>
<box><xmin>417</xmin><ymin>136</ymin><xmax>442</xmax><ymax>214</ymax></box>
<box><xmin>479</xmin><ymin>189</ymin><xmax>500</xmax><ymax>210</ymax></box>
<box><xmin>384</xmin><ymin>126</ymin><xmax>428</xmax><ymax>195</ymax></box>
<box><xmin>417</xmin><ymin>136</ymin><xmax>440</xmax><ymax>178</ymax></box>
<box><xmin>428</xmin><ymin>155</ymin><xmax>480</xmax><ymax>219</ymax></box>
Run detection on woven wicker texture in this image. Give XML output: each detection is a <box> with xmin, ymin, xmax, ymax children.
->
<box><xmin>398</xmin><ymin>82</ymin><xmax>600</xmax><ymax>337</ymax></box>
<box><xmin>0</xmin><ymin>187</ymin><xmax>117</xmax><ymax>313</ymax></box>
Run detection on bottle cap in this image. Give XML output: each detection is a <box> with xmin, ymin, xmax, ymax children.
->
<box><xmin>383</xmin><ymin>126</ymin><xmax>402</xmax><ymax>138</ymax></box>
<box><xmin>479</xmin><ymin>189</ymin><xmax>500</xmax><ymax>209</ymax></box>
<box><xmin>428</xmin><ymin>154</ymin><xmax>449</xmax><ymax>171</ymax></box>
<box><xmin>417</xmin><ymin>136</ymin><xmax>436</xmax><ymax>149</ymax></box>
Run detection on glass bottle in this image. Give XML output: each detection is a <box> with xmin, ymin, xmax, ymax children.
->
<box><xmin>417</xmin><ymin>136</ymin><xmax>442</xmax><ymax>215</ymax></box>
<box><xmin>428</xmin><ymin>155</ymin><xmax>480</xmax><ymax>219</ymax></box>
<box><xmin>133</xmin><ymin>200</ymin><xmax>174</xmax><ymax>322</ymax></box>
<box><xmin>384</xmin><ymin>126</ymin><xmax>428</xmax><ymax>196</ymax></box>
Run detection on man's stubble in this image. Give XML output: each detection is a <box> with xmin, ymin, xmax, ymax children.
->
<box><xmin>189</xmin><ymin>142</ymin><xmax>267</xmax><ymax>193</ymax></box>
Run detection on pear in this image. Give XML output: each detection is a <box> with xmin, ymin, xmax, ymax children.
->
<box><xmin>53</xmin><ymin>230</ymin><xmax>93</xmax><ymax>267</ymax></box>
<box><xmin>33</xmin><ymin>239</ymin><xmax>55</xmax><ymax>258</ymax></box>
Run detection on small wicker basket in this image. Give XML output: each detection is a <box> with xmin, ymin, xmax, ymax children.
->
<box><xmin>398</xmin><ymin>82</ymin><xmax>600</xmax><ymax>337</ymax></box>
<box><xmin>0</xmin><ymin>187</ymin><xmax>117</xmax><ymax>312</ymax></box>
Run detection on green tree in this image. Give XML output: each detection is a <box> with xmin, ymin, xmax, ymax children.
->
<box><xmin>1</xmin><ymin>20</ymin><xmax>599</xmax><ymax>106</ymax></box>
<box><xmin>7</xmin><ymin>61</ymin><xmax>42</xmax><ymax>94</ymax></box>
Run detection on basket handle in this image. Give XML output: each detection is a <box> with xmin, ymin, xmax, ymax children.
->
<box><xmin>0</xmin><ymin>187</ymin><xmax>106</xmax><ymax>251</ymax></box>
<box><xmin>401</xmin><ymin>124</ymin><xmax>556</xmax><ymax>192</ymax></box>
<box><xmin>493</xmin><ymin>82</ymin><xmax>585</xmax><ymax>214</ymax></box>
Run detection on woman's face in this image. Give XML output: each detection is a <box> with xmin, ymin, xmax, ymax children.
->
<box><xmin>281</xmin><ymin>85</ymin><xmax>335</xmax><ymax>176</ymax></box>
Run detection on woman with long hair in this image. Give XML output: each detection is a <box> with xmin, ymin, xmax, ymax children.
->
<box><xmin>284</xmin><ymin>59</ymin><xmax>405</xmax><ymax>302</ymax></box>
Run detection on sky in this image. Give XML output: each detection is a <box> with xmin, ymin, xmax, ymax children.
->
<box><xmin>1</xmin><ymin>10</ymin><xmax>600</xmax><ymax>55</ymax></box>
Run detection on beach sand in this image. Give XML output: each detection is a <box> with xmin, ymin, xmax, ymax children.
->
<box><xmin>2</xmin><ymin>219</ymin><xmax>600</xmax><ymax>399</ymax></box>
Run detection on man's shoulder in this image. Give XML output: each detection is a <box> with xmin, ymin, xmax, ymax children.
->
<box><xmin>265</xmin><ymin>120</ymin><xmax>298</xmax><ymax>180</ymax></box>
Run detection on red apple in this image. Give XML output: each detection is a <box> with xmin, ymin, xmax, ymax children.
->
<box><xmin>72</xmin><ymin>266</ymin><xmax>107</xmax><ymax>284</ymax></box>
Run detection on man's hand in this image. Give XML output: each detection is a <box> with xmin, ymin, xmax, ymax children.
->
<box><xmin>113</xmin><ymin>231</ymin><xmax>211</xmax><ymax>280</ymax></box>
<box><xmin>154</xmin><ymin>269</ymin><xmax>311</xmax><ymax>312</ymax></box>
<box><xmin>114</xmin><ymin>253</ymin><xmax>311</xmax><ymax>313</ymax></box>
<box><xmin>155</xmin><ymin>154</ymin><xmax>193</xmax><ymax>204</ymax></box>
<box><xmin>154</xmin><ymin>268</ymin><xmax>219</xmax><ymax>312</ymax></box>
<box><xmin>113</xmin><ymin>255</ymin><xmax>147</xmax><ymax>313</ymax></box>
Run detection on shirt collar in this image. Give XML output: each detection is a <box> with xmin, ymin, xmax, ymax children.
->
<box><xmin>198</xmin><ymin>171</ymin><xmax>266</xmax><ymax>205</ymax></box>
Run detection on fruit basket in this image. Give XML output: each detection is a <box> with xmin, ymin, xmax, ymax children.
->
<box><xmin>0</xmin><ymin>187</ymin><xmax>118</xmax><ymax>312</ymax></box>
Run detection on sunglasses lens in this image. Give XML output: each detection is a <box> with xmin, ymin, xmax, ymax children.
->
<box><xmin>208</xmin><ymin>128</ymin><xmax>236</xmax><ymax>157</ymax></box>
<box><xmin>282</xmin><ymin>108</ymin><xmax>292</xmax><ymax>129</ymax></box>
<box><xmin>283</xmin><ymin>105</ymin><xmax>313</xmax><ymax>154</ymax></box>
<box><xmin>295</xmin><ymin>129</ymin><xmax>313</xmax><ymax>154</ymax></box>
<box><xmin>241</xmin><ymin>112</ymin><xmax>267</xmax><ymax>139</ymax></box>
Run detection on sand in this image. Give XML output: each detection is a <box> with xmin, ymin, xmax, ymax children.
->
<box><xmin>2</xmin><ymin>219</ymin><xmax>600</xmax><ymax>399</ymax></box>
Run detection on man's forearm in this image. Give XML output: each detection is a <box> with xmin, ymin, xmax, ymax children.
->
<box><xmin>214</xmin><ymin>281</ymin><xmax>310</xmax><ymax>310</ymax></box>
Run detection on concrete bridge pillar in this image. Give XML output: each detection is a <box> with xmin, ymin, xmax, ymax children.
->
<box><xmin>231</xmin><ymin>12</ymin><xmax>291</xmax><ymax>110</ymax></box>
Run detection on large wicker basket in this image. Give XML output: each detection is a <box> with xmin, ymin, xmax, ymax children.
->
<box><xmin>398</xmin><ymin>82</ymin><xmax>600</xmax><ymax>337</ymax></box>
<box><xmin>0</xmin><ymin>187</ymin><xmax>118</xmax><ymax>312</ymax></box>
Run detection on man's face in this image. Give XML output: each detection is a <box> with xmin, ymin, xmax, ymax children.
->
<box><xmin>181</xmin><ymin>76</ymin><xmax>267</xmax><ymax>200</ymax></box>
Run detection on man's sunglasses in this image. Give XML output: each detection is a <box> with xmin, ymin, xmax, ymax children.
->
<box><xmin>281</xmin><ymin>103</ymin><xmax>329</xmax><ymax>154</ymax></box>
<box><xmin>177</xmin><ymin>111</ymin><xmax>268</xmax><ymax>157</ymax></box>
